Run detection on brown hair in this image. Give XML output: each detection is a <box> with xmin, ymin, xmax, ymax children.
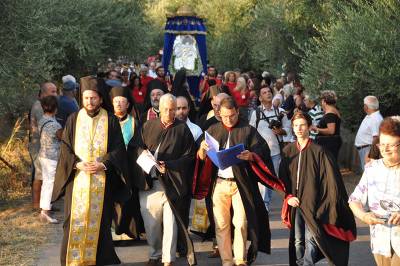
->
<box><xmin>291</xmin><ymin>111</ymin><xmax>312</xmax><ymax>127</ymax></box>
<box><xmin>379</xmin><ymin>116</ymin><xmax>400</xmax><ymax>137</ymax></box>
<box><xmin>258</xmin><ymin>86</ymin><xmax>273</xmax><ymax>97</ymax></box>
<box><xmin>220</xmin><ymin>96</ymin><xmax>238</xmax><ymax>110</ymax></box>
<box><xmin>320</xmin><ymin>90</ymin><xmax>337</xmax><ymax>105</ymax></box>
<box><xmin>40</xmin><ymin>95</ymin><xmax>58</xmax><ymax>113</ymax></box>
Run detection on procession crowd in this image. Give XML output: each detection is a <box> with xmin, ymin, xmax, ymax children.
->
<box><xmin>28</xmin><ymin>60</ymin><xmax>400</xmax><ymax>266</ymax></box>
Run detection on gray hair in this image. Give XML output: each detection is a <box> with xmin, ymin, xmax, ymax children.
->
<box><xmin>159</xmin><ymin>93</ymin><xmax>176</xmax><ymax>109</ymax></box>
<box><xmin>40</xmin><ymin>82</ymin><xmax>56</xmax><ymax>94</ymax></box>
<box><xmin>363</xmin><ymin>95</ymin><xmax>379</xmax><ymax>110</ymax></box>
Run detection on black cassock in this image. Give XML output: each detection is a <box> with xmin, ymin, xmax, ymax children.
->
<box><xmin>140</xmin><ymin>118</ymin><xmax>197</xmax><ymax>265</ymax></box>
<box><xmin>52</xmin><ymin>111</ymin><xmax>130</xmax><ymax>266</ymax></box>
<box><xmin>198</xmin><ymin>119</ymin><xmax>275</xmax><ymax>264</ymax></box>
<box><xmin>279</xmin><ymin>141</ymin><xmax>356</xmax><ymax>266</ymax></box>
<box><xmin>114</xmin><ymin>119</ymin><xmax>145</xmax><ymax>239</ymax></box>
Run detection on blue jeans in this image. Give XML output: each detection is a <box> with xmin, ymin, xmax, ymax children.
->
<box><xmin>357</xmin><ymin>145</ymin><xmax>371</xmax><ymax>172</ymax></box>
<box><xmin>294</xmin><ymin>210</ymin><xmax>319</xmax><ymax>266</ymax></box>
<box><xmin>259</xmin><ymin>154</ymin><xmax>281</xmax><ymax>212</ymax></box>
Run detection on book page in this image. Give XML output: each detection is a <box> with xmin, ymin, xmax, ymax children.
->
<box><xmin>205</xmin><ymin>131</ymin><xmax>219</xmax><ymax>151</ymax></box>
<box><xmin>136</xmin><ymin>149</ymin><xmax>160</xmax><ymax>174</ymax></box>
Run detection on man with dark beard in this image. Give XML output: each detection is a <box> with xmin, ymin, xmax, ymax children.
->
<box><xmin>52</xmin><ymin>78</ymin><xmax>130</xmax><ymax>266</ymax></box>
<box><xmin>140</xmin><ymin>87</ymin><xmax>165</xmax><ymax>124</ymax></box>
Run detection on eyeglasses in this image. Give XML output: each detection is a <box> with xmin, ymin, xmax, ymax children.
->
<box><xmin>376</xmin><ymin>142</ymin><xmax>400</xmax><ymax>150</ymax></box>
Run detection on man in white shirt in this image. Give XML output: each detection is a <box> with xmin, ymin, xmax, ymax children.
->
<box><xmin>249</xmin><ymin>86</ymin><xmax>290</xmax><ymax>211</ymax></box>
<box><xmin>355</xmin><ymin>95</ymin><xmax>383</xmax><ymax>171</ymax></box>
<box><xmin>175</xmin><ymin>96</ymin><xmax>202</xmax><ymax>257</ymax></box>
<box><xmin>176</xmin><ymin>96</ymin><xmax>202</xmax><ymax>143</ymax></box>
<box><xmin>148</xmin><ymin>61</ymin><xmax>158</xmax><ymax>78</ymax></box>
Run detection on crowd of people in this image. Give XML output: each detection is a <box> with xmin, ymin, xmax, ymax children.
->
<box><xmin>28</xmin><ymin>61</ymin><xmax>400</xmax><ymax>266</ymax></box>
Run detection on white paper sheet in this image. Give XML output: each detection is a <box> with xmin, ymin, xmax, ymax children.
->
<box><xmin>205</xmin><ymin>131</ymin><xmax>219</xmax><ymax>151</ymax></box>
<box><xmin>136</xmin><ymin>149</ymin><xmax>160</xmax><ymax>174</ymax></box>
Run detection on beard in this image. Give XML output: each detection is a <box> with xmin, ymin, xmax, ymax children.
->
<box><xmin>151</xmin><ymin>100</ymin><xmax>159</xmax><ymax>110</ymax></box>
<box><xmin>115</xmin><ymin>110</ymin><xmax>127</xmax><ymax>117</ymax></box>
<box><xmin>84</xmin><ymin>105</ymin><xmax>101</xmax><ymax>116</ymax></box>
<box><xmin>176</xmin><ymin>112</ymin><xmax>188</xmax><ymax>121</ymax></box>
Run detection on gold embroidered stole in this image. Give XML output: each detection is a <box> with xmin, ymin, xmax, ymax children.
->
<box><xmin>67</xmin><ymin>108</ymin><xmax>108</xmax><ymax>266</ymax></box>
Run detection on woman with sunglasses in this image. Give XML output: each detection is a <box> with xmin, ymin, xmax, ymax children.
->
<box><xmin>349</xmin><ymin>116</ymin><xmax>400</xmax><ymax>265</ymax></box>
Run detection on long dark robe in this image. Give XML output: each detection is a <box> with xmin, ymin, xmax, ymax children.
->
<box><xmin>140</xmin><ymin>118</ymin><xmax>197</xmax><ymax>266</ymax></box>
<box><xmin>171</xmin><ymin>69</ymin><xmax>197</xmax><ymax>121</ymax></box>
<box><xmin>197</xmin><ymin>113</ymin><xmax>219</xmax><ymax>131</ymax></box>
<box><xmin>114</xmin><ymin>118</ymin><xmax>145</xmax><ymax>239</ymax></box>
<box><xmin>279</xmin><ymin>141</ymin><xmax>357</xmax><ymax>266</ymax></box>
<box><xmin>52</xmin><ymin>110</ymin><xmax>131</xmax><ymax>266</ymax></box>
<box><xmin>196</xmin><ymin>119</ymin><xmax>276</xmax><ymax>264</ymax></box>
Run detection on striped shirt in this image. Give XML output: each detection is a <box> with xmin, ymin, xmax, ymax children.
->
<box><xmin>308</xmin><ymin>104</ymin><xmax>324</xmax><ymax>139</ymax></box>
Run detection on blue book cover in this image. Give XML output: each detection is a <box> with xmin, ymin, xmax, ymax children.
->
<box><xmin>207</xmin><ymin>143</ymin><xmax>245</xmax><ymax>170</ymax></box>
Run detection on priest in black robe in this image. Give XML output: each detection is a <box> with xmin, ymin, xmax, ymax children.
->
<box><xmin>138</xmin><ymin>93</ymin><xmax>197</xmax><ymax>266</ymax></box>
<box><xmin>279</xmin><ymin>111</ymin><xmax>356</xmax><ymax>266</ymax></box>
<box><xmin>52</xmin><ymin>78</ymin><xmax>130</xmax><ymax>266</ymax></box>
<box><xmin>195</xmin><ymin>96</ymin><xmax>276</xmax><ymax>265</ymax></box>
<box><xmin>109</xmin><ymin>87</ymin><xmax>144</xmax><ymax>241</ymax></box>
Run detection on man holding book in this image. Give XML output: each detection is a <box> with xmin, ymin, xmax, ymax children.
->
<box><xmin>196</xmin><ymin>96</ymin><xmax>277</xmax><ymax>266</ymax></box>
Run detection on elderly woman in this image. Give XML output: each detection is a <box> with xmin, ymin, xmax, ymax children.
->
<box><xmin>311</xmin><ymin>90</ymin><xmax>342</xmax><ymax>160</ymax></box>
<box><xmin>349</xmin><ymin>116</ymin><xmax>400</xmax><ymax>266</ymax></box>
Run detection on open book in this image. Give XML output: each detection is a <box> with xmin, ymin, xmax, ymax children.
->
<box><xmin>205</xmin><ymin>132</ymin><xmax>245</xmax><ymax>170</ymax></box>
<box><xmin>136</xmin><ymin>149</ymin><xmax>161</xmax><ymax>174</ymax></box>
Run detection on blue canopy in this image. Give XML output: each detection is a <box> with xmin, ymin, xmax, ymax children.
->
<box><xmin>162</xmin><ymin>15</ymin><xmax>208</xmax><ymax>99</ymax></box>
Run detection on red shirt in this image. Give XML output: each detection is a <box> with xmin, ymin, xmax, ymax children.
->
<box><xmin>199</xmin><ymin>77</ymin><xmax>222</xmax><ymax>94</ymax></box>
<box><xmin>230</xmin><ymin>88</ymin><xmax>250</xmax><ymax>107</ymax></box>
<box><xmin>225</xmin><ymin>81</ymin><xmax>236</xmax><ymax>92</ymax></box>
<box><xmin>132</xmin><ymin>86</ymin><xmax>147</xmax><ymax>104</ymax></box>
<box><xmin>140</xmin><ymin>75</ymin><xmax>153</xmax><ymax>91</ymax></box>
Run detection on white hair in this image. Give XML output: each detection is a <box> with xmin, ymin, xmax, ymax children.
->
<box><xmin>363</xmin><ymin>95</ymin><xmax>379</xmax><ymax>110</ymax></box>
<box><xmin>159</xmin><ymin>93</ymin><xmax>176</xmax><ymax>109</ymax></box>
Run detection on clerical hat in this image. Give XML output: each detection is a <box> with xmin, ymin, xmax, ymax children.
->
<box><xmin>80</xmin><ymin>76</ymin><xmax>101</xmax><ymax>95</ymax></box>
<box><xmin>110</xmin><ymin>86</ymin><xmax>130</xmax><ymax>100</ymax></box>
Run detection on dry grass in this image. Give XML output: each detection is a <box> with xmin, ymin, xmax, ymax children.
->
<box><xmin>0</xmin><ymin>117</ymin><xmax>31</xmax><ymax>201</ymax></box>
<box><xmin>0</xmin><ymin>199</ymin><xmax>48</xmax><ymax>266</ymax></box>
<box><xmin>0</xmin><ymin>116</ymin><xmax>52</xmax><ymax>266</ymax></box>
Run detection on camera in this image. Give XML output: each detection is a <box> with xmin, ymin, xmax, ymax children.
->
<box><xmin>268</xmin><ymin>112</ymin><xmax>285</xmax><ymax>129</ymax></box>
<box><xmin>268</xmin><ymin>119</ymin><xmax>282</xmax><ymax>129</ymax></box>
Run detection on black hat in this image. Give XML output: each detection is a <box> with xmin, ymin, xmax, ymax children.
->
<box><xmin>80</xmin><ymin>76</ymin><xmax>101</xmax><ymax>95</ymax></box>
<box><xmin>110</xmin><ymin>87</ymin><xmax>130</xmax><ymax>100</ymax></box>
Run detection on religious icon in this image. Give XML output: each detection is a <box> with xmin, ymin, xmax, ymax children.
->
<box><xmin>172</xmin><ymin>35</ymin><xmax>201</xmax><ymax>75</ymax></box>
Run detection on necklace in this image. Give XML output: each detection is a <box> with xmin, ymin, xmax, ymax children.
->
<box><xmin>382</xmin><ymin>159</ymin><xmax>400</xmax><ymax>168</ymax></box>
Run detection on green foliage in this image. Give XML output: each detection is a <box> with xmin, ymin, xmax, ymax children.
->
<box><xmin>301</xmin><ymin>0</ymin><xmax>400</xmax><ymax>130</ymax></box>
<box><xmin>0</xmin><ymin>0</ymin><xmax>150</xmax><ymax>118</ymax></box>
<box><xmin>2</xmin><ymin>0</ymin><xmax>400</xmax><ymax>132</ymax></box>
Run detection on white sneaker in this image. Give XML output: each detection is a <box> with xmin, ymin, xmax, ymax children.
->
<box><xmin>40</xmin><ymin>211</ymin><xmax>59</xmax><ymax>224</ymax></box>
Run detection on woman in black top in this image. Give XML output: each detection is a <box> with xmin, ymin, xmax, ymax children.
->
<box><xmin>311</xmin><ymin>90</ymin><xmax>342</xmax><ymax>160</ymax></box>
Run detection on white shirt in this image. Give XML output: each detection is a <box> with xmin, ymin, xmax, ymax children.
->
<box><xmin>355</xmin><ymin>111</ymin><xmax>383</xmax><ymax>147</ymax></box>
<box><xmin>349</xmin><ymin>159</ymin><xmax>400</xmax><ymax>257</ymax></box>
<box><xmin>249</xmin><ymin>105</ymin><xmax>291</xmax><ymax>156</ymax></box>
<box><xmin>217</xmin><ymin>132</ymin><xmax>234</xmax><ymax>179</ymax></box>
<box><xmin>186</xmin><ymin>119</ymin><xmax>202</xmax><ymax>142</ymax></box>
<box><xmin>148</xmin><ymin>70</ymin><xmax>157</xmax><ymax>79</ymax></box>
